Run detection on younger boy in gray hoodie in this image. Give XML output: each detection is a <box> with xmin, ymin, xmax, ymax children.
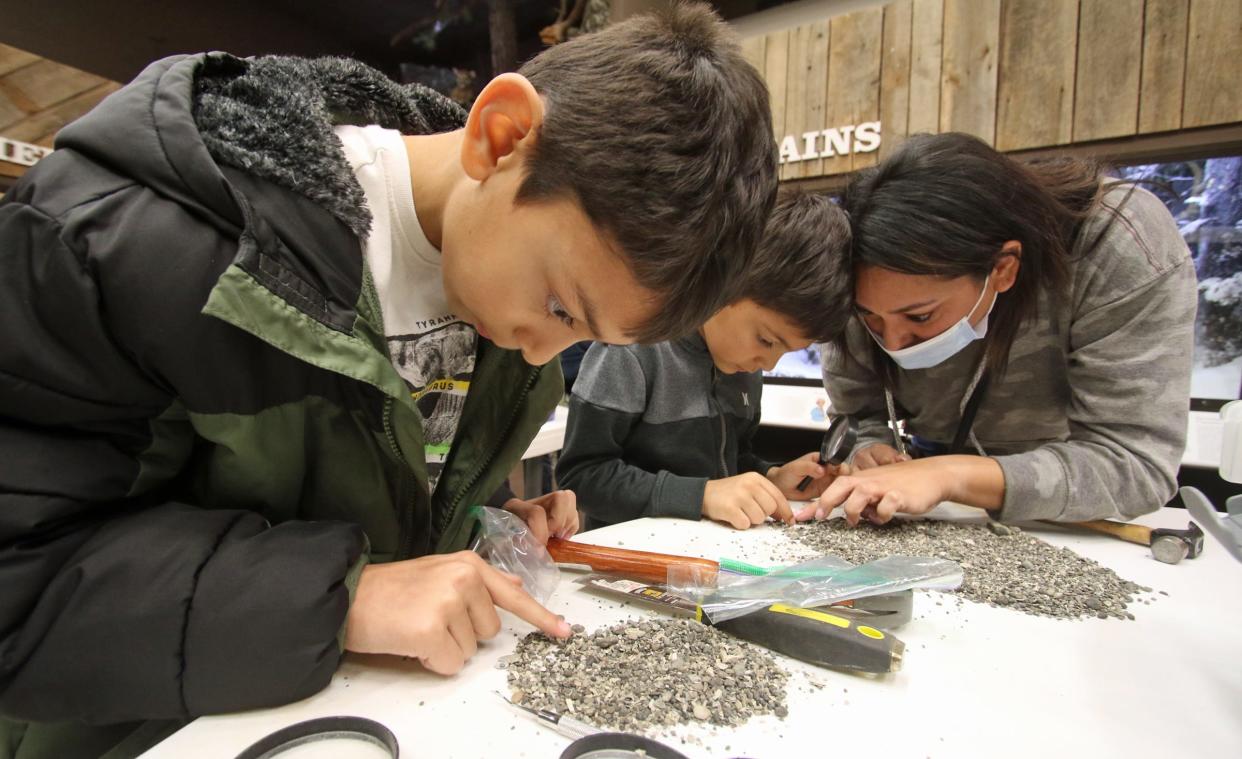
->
<box><xmin>557</xmin><ymin>192</ymin><xmax>853</xmax><ymax>531</ymax></box>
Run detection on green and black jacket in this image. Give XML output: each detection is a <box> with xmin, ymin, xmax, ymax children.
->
<box><xmin>0</xmin><ymin>53</ymin><xmax>561</xmax><ymax>728</ymax></box>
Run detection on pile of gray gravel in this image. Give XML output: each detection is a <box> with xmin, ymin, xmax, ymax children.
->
<box><xmin>777</xmin><ymin>518</ymin><xmax>1156</xmax><ymax>620</ymax></box>
<box><xmin>503</xmin><ymin>618</ymin><xmax>789</xmax><ymax>732</ymax></box>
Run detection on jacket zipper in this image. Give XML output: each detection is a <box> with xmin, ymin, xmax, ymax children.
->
<box><xmin>712</xmin><ymin>368</ymin><xmax>728</xmax><ymax>477</ymax></box>
<box><xmin>440</xmin><ymin>366</ymin><xmax>543</xmax><ymax>537</ymax></box>
<box><xmin>381</xmin><ymin>397</ymin><xmax>419</xmax><ymax>560</ymax></box>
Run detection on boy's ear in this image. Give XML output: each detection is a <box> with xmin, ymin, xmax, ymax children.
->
<box><xmin>461</xmin><ymin>73</ymin><xmax>545</xmax><ymax>181</ymax></box>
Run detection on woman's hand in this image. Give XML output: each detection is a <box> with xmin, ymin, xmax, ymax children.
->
<box><xmin>793</xmin><ymin>456</ymin><xmax>1004</xmax><ymax>525</ymax></box>
<box><xmin>850</xmin><ymin>443</ymin><xmax>911</xmax><ymax>470</ymax></box>
<box><xmin>503</xmin><ymin>490</ymin><xmax>580</xmax><ymax>543</ymax></box>
<box><xmin>765</xmin><ymin>452</ymin><xmax>849</xmax><ymax>499</ymax></box>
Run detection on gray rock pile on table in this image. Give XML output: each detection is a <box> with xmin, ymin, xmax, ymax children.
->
<box><xmin>504</xmin><ymin>618</ymin><xmax>790</xmax><ymax>732</ymax></box>
<box><xmin>777</xmin><ymin>518</ymin><xmax>1156</xmax><ymax>620</ymax></box>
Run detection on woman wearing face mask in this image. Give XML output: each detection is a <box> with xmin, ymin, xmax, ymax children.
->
<box><xmin>798</xmin><ymin>132</ymin><xmax>1198</xmax><ymax>527</ymax></box>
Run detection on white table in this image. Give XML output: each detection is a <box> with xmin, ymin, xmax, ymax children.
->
<box><xmin>141</xmin><ymin>505</ymin><xmax>1242</xmax><ymax>759</ymax></box>
<box><xmin>513</xmin><ymin>404</ymin><xmax>569</xmax><ymax>499</ymax></box>
<box><xmin>522</xmin><ymin>404</ymin><xmax>568</xmax><ymax>461</ymax></box>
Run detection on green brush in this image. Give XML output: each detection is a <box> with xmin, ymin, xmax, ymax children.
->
<box><xmin>718</xmin><ymin>557</ymin><xmax>845</xmax><ymax>579</ymax></box>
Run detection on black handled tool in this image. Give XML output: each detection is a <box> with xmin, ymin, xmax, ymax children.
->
<box><xmin>581</xmin><ymin>576</ymin><xmax>906</xmax><ymax>674</ymax></box>
<box><xmin>797</xmin><ymin>414</ymin><xmax>859</xmax><ymax>491</ymax></box>
<box><xmin>711</xmin><ymin>602</ymin><xmax>903</xmax><ymax>674</ymax></box>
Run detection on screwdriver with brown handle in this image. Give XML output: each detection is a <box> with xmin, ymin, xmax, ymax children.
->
<box><xmin>546</xmin><ymin>537</ymin><xmax>720</xmax><ymax>585</ymax></box>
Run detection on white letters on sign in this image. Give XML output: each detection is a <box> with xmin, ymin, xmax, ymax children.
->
<box><xmin>1</xmin><ymin>137</ymin><xmax>53</xmax><ymax>167</ymax></box>
<box><xmin>779</xmin><ymin>121</ymin><xmax>881</xmax><ymax>165</ymax></box>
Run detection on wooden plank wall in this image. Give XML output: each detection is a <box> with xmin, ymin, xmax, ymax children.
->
<box><xmin>996</xmin><ymin>0</ymin><xmax>1077</xmax><ymax>151</ymax></box>
<box><xmin>825</xmin><ymin>8</ymin><xmax>883</xmax><ymax>174</ymax></box>
<box><xmin>1</xmin><ymin>44</ymin><xmax>120</xmax><ymax>181</ymax></box>
<box><xmin>748</xmin><ymin>0</ymin><xmax>1242</xmax><ymax>180</ymax></box>
<box><xmin>878</xmin><ymin>1</ymin><xmax>913</xmax><ymax>161</ymax></box>
<box><xmin>1074</xmin><ymin>0</ymin><xmax>1145</xmax><ymax>142</ymax></box>
<box><xmin>1184</xmin><ymin>0</ymin><xmax>1242</xmax><ymax>128</ymax></box>
<box><xmin>0</xmin><ymin>45</ymin><xmax>119</xmax><ymax>146</ymax></box>
<box><xmin>797</xmin><ymin>21</ymin><xmax>829</xmax><ymax>179</ymax></box>
<box><xmin>906</xmin><ymin>0</ymin><xmax>943</xmax><ymax>136</ymax></box>
<box><xmin>1139</xmin><ymin>0</ymin><xmax>1189</xmax><ymax>134</ymax></box>
<box><xmin>939</xmin><ymin>0</ymin><xmax>1000</xmax><ymax>143</ymax></box>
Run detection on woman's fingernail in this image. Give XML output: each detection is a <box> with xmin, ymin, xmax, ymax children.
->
<box><xmin>815</xmin><ymin>509</ymin><xmax>825</xmax><ymax>520</ymax></box>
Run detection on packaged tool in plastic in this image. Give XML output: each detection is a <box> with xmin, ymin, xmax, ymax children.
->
<box><xmin>470</xmin><ymin>505</ymin><xmax>560</xmax><ymax>604</ymax></box>
<box><xmin>579</xmin><ymin>575</ymin><xmax>910</xmax><ymax>674</ymax></box>
<box><xmin>668</xmin><ymin>554</ymin><xmax>963</xmax><ymax>624</ymax></box>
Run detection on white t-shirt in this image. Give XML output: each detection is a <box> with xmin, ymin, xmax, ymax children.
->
<box><xmin>335</xmin><ymin>124</ymin><xmax>477</xmax><ymax>494</ymax></box>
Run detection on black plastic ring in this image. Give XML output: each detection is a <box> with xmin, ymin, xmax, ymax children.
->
<box><xmin>233</xmin><ymin>716</ymin><xmax>399</xmax><ymax>759</ymax></box>
<box><xmin>560</xmin><ymin>731</ymin><xmax>690</xmax><ymax>759</ymax></box>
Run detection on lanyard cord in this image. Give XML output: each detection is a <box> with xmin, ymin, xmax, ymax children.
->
<box><xmin>952</xmin><ymin>358</ymin><xmax>990</xmax><ymax>456</ymax></box>
<box><xmin>883</xmin><ymin>388</ymin><xmax>907</xmax><ymax>457</ymax></box>
<box><xmin>882</xmin><ymin>356</ymin><xmax>990</xmax><ymax>457</ymax></box>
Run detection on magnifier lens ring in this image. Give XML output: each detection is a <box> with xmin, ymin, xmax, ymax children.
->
<box><xmin>823</xmin><ymin>416</ymin><xmax>858</xmax><ymax>466</ymax></box>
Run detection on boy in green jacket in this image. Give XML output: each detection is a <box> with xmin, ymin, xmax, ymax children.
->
<box><xmin>558</xmin><ymin>192</ymin><xmax>853</xmax><ymax>531</ymax></box>
<box><xmin>0</xmin><ymin>4</ymin><xmax>775</xmax><ymax>755</ymax></box>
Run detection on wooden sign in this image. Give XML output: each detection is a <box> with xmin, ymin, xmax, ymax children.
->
<box><xmin>779</xmin><ymin>122</ymin><xmax>882</xmax><ymax>164</ymax></box>
<box><xmin>0</xmin><ymin>136</ymin><xmax>52</xmax><ymax>167</ymax></box>
<box><xmin>744</xmin><ymin>0</ymin><xmax>1242</xmax><ymax>181</ymax></box>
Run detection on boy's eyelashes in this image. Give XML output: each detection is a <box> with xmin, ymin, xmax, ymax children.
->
<box><xmin>757</xmin><ymin>335</ymin><xmax>775</xmax><ymax>349</ymax></box>
<box><xmin>546</xmin><ymin>293</ymin><xmax>577</xmax><ymax>328</ymax></box>
<box><xmin>907</xmin><ymin>312</ymin><xmax>933</xmax><ymax>324</ymax></box>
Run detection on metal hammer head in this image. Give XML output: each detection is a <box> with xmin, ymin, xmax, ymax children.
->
<box><xmin>1149</xmin><ymin>522</ymin><xmax>1205</xmax><ymax>564</ymax></box>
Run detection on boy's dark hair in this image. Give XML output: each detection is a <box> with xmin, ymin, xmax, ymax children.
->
<box><xmin>742</xmin><ymin>190</ymin><xmax>853</xmax><ymax>343</ymax></box>
<box><xmin>517</xmin><ymin>1</ymin><xmax>777</xmax><ymax>343</ymax></box>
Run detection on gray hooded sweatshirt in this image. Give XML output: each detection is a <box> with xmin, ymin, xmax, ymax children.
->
<box><xmin>823</xmin><ymin>185</ymin><xmax>1198</xmax><ymax>522</ymax></box>
<box><xmin>557</xmin><ymin>334</ymin><xmax>771</xmax><ymax>531</ymax></box>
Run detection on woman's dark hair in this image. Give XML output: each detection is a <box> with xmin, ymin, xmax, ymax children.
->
<box><xmin>839</xmin><ymin>132</ymin><xmax>1118</xmax><ymax>381</ymax></box>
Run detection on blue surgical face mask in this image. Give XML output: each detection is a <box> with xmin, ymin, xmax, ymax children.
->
<box><xmin>865</xmin><ymin>276</ymin><xmax>997</xmax><ymax>370</ymax></box>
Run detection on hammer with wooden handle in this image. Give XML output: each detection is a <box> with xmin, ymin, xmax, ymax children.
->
<box><xmin>1049</xmin><ymin>519</ymin><xmax>1205</xmax><ymax>564</ymax></box>
<box><xmin>546</xmin><ymin>538</ymin><xmax>720</xmax><ymax>585</ymax></box>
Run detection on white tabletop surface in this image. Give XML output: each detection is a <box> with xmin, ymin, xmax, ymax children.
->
<box><xmin>521</xmin><ymin>404</ymin><xmax>568</xmax><ymax>460</ymax></box>
<box><xmin>141</xmin><ymin>504</ymin><xmax>1242</xmax><ymax>759</ymax></box>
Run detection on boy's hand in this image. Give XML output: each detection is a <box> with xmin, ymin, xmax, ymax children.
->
<box><xmin>702</xmin><ymin>472</ymin><xmax>793</xmax><ymax>529</ymax></box>
<box><xmin>502</xmin><ymin>490</ymin><xmax>580</xmax><ymax>544</ymax></box>
<box><xmin>344</xmin><ymin>551</ymin><xmax>572</xmax><ymax>675</ymax></box>
<box><xmin>765</xmin><ymin>452</ymin><xmax>849</xmax><ymax>499</ymax></box>
<box><xmin>851</xmin><ymin>443</ymin><xmax>911</xmax><ymax>470</ymax></box>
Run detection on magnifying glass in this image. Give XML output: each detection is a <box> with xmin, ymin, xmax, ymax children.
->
<box><xmin>796</xmin><ymin>414</ymin><xmax>858</xmax><ymax>492</ymax></box>
<box><xmin>233</xmin><ymin>716</ymin><xmax>398</xmax><ymax>759</ymax></box>
<box><xmin>560</xmin><ymin>732</ymin><xmax>691</xmax><ymax>759</ymax></box>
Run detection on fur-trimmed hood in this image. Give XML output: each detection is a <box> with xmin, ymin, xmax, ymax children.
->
<box><xmin>57</xmin><ymin>52</ymin><xmax>467</xmax><ymax>240</ymax></box>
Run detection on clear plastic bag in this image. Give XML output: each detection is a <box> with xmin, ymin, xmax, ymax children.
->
<box><xmin>470</xmin><ymin>506</ymin><xmax>560</xmax><ymax>604</ymax></box>
<box><xmin>668</xmin><ymin>554</ymin><xmax>963</xmax><ymax>623</ymax></box>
